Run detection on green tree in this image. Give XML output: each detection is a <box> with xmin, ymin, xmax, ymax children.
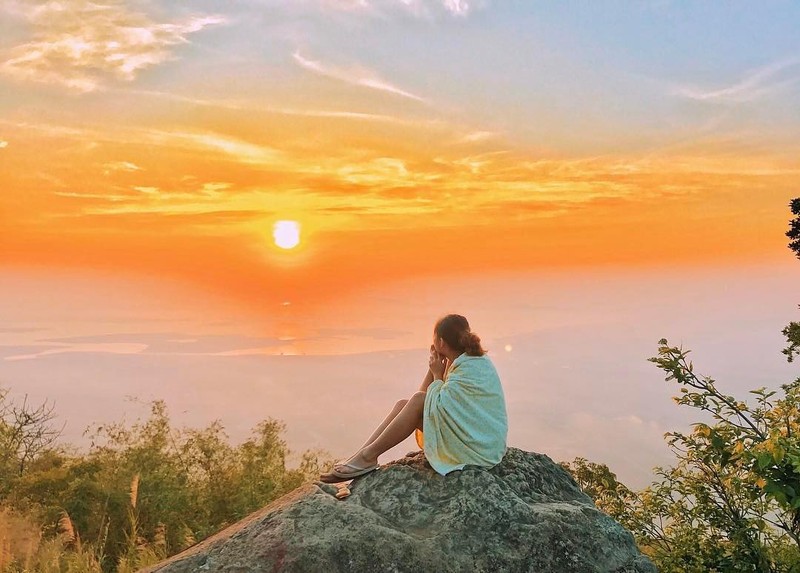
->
<box><xmin>0</xmin><ymin>387</ymin><xmax>65</xmax><ymax>493</ymax></box>
<box><xmin>647</xmin><ymin>339</ymin><xmax>800</xmax><ymax>571</ymax></box>
<box><xmin>561</xmin><ymin>454</ymin><xmax>773</xmax><ymax>571</ymax></box>
<box><xmin>787</xmin><ymin>198</ymin><xmax>800</xmax><ymax>261</ymax></box>
<box><xmin>559</xmin><ymin>457</ymin><xmax>635</xmax><ymax>525</ymax></box>
<box><xmin>783</xmin><ymin>198</ymin><xmax>800</xmax><ymax>363</ymax></box>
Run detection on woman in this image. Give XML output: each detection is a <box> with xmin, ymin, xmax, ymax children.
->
<box><xmin>320</xmin><ymin>314</ymin><xmax>508</xmax><ymax>482</ymax></box>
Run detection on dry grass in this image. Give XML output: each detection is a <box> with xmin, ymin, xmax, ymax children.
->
<box><xmin>129</xmin><ymin>473</ymin><xmax>140</xmax><ymax>509</ymax></box>
<box><xmin>57</xmin><ymin>511</ymin><xmax>81</xmax><ymax>552</ymax></box>
<box><xmin>0</xmin><ymin>505</ymin><xmax>41</xmax><ymax>571</ymax></box>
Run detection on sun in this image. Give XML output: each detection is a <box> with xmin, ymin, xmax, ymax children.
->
<box><xmin>272</xmin><ymin>220</ymin><xmax>301</xmax><ymax>250</ymax></box>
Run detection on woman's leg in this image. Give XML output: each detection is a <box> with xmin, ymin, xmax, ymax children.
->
<box><xmin>357</xmin><ymin>398</ymin><xmax>408</xmax><ymax>450</ymax></box>
<box><xmin>337</xmin><ymin>391</ymin><xmax>425</xmax><ymax>470</ymax></box>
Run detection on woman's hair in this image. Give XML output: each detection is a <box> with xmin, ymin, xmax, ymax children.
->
<box><xmin>434</xmin><ymin>314</ymin><xmax>486</xmax><ymax>356</ymax></box>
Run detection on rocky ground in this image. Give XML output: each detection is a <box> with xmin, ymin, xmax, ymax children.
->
<box><xmin>139</xmin><ymin>447</ymin><xmax>656</xmax><ymax>573</ymax></box>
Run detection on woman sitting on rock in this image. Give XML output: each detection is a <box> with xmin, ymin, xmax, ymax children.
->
<box><xmin>320</xmin><ymin>314</ymin><xmax>508</xmax><ymax>482</ymax></box>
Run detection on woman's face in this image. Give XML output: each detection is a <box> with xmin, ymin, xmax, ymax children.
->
<box><xmin>432</xmin><ymin>333</ymin><xmax>445</xmax><ymax>355</ymax></box>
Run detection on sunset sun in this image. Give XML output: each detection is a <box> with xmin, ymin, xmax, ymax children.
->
<box><xmin>273</xmin><ymin>220</ymin><xmax>301</xmax><ymax>250</ymax></box>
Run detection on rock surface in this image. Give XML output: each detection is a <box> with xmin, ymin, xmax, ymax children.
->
<box><xmin>139</xmin><ymin>447</ymin><xmax>656</xmax><ymax>573</ymax></box>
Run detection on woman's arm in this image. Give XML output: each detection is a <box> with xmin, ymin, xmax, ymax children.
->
<box><xmin>418</xmin><ymin>368</ymin><xmax>435</xmax><ymax>392</ymax></box>
<box><xmin>419</xmin><ymin>345</ymin><xmax>436</xmax><ymax>391</ymax></box>
<box><xmin>419</xmin><ymin>346</ymin><xmax>449</xmax><ymax>391</ymax></box>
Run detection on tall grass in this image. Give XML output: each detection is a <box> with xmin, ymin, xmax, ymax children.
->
<box><xmin>0</xmin><ymin>398</ymin><xmax>334</xmax><ymax>573</ymax></box>
<box><xmin>1</xmin><ymin>506</ymin><xmax>103</xmax><ymax>573</ymax></box>
<box><xmin>115</xmin><ymin>473</ymin><xmax>162</xmax><ymax>573</ymax></box>
<box><xmin>1</xmin><ymin>474</ymin><xmax>167</xmax><ymax>573</ymax></box>
<box><xmin>0</xmin><ymin>506</ymin><xmax>40</xmax><ymax>571</ymax></box>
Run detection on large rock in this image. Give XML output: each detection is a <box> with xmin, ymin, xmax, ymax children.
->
<box><xmin>139</xmin><ymin>447</ymin><xmax>656</xmax><ymax>573</ymax></box>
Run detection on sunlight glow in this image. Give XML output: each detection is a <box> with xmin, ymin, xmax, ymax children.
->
<box><xmin>273</xmin><ymin>220</ymin><xmax>301</xmax><ymax>250</ymax></box>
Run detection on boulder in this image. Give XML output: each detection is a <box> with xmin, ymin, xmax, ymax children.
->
<box><xmin>139</xmin><ymin>447</ymin><xmax>656</xmax><ymax>573</ymax></box>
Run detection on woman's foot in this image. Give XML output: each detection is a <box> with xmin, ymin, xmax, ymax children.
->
<box><xmin>334</xmin><ymin>448</ymin><xmax>378</xmax><ymax>474</ymax></box>
<box><xmin>318</xmin><ymin>448</ymin><xmax>380</xmax><ymax>483</ymax></box>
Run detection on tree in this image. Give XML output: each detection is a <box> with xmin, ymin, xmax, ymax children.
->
<box><xmin>784</xmin><ymin>198</ymin><xmax>800</xmax><ymax>363</ymax></box>
<box><xmin>0</xmin><ymin>386</ymin><xmax>65</xmax><ymax>490</ymax></box>
<box><xmin>787</xmin><ymin>198</ymin><xmax>800</xmax><ymax>261</ymax></box>
<box><xmin>559</xmin><ymin>457</ymin><xmax>635</xmax><ymax>525</ymax></box>
<box><xmin>648</xmin><ymin>339</ymin><xmax>800</xmax><ymax>571</ymax></box>
<box><xmin>562</xmin><ymin>200</ymin><xmax>800</xmax><ymax>571</ymax></box>
<box><xmin>562</xmin><ymin>452</ymin><xmax>782</xmax><ymax>571</ymax></box>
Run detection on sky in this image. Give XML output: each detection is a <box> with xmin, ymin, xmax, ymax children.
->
<box><xmin>1</xmin><ymin>0</ymin><xmax>799</xmax><ymax>489</ymax></box>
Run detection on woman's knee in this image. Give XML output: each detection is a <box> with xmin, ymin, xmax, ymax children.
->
<box><xmin>394</xmin><ymin>398</ymin><xmax>409</xmax><ymax>410</ymax></box>
<box><xmin>410</xmin><ymin>391</ymin><xmax>426</xmax><ymax>404</ymax></box>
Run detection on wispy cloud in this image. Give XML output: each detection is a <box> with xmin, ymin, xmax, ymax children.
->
<box><xmin>103</xmin><ymin>161</ymin><xmax>142</xmax><ymax>175</ymax></box>
<box><xmin>674</xmin><ymin>58</ymin><xmax>800</xmax><ymax>103</ymax></box>
<box><xmin>140</xmin><ymin>130</ymin><xmax>283</xmax><ymax>166</ymax></box>
<box><xmin>292</xmin><ymin>50</ymin><xmax>427</xmax><ymax>102</ymax></box>
<box><xmin>456</xmin><ymin>130</ymin><xmax>500</xmax><ymax>144</ymax></box>
<box><xmin>0</xmin><ymin>0</ymin><xmax>226</xmax><ymax>92</ymax></box>
<box><xmin>441</xmin><ymin>0</ymin><xmax>470</xmax><ymax>15</ymax></box>
<box><xmin>127</xmin><ymin>88</ymin><xmax>444</xmax><ymax>126</ymax></box>
<box><xmin>54</xmin><ymin>191</ymin><xmax>134</xmax><ymax>202</ymax></box>
<box><xmin>3</xmin><ymin>119</ymin><xmax>285</xmax><ymax>167</ymax></box>
<box><xmin>313</xmin><ymin>0</ymin><xmax>482</xmax><ymax>18</ymax></box>
<box><xmin>315</xmin><ymin>0</ymin><xmax>372</xmax><ymax>11</ymax></box>
<box><xmin>0</xmin><ymin>140</ymin><xmax>8</xmax><ymax>148</ymax></box>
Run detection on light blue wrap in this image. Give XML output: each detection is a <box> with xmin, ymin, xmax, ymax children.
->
<box><xmin>417</xmin><ymin>352</ymin><xmax>508</xmax><ymax>476</ymax></box>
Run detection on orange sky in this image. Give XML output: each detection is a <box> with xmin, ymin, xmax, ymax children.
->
<box><xmin>2</xmin><ymin>112</ymin><xmax>797</xmax><ymax>315</ymax></box>
<box><xmin>2</xmin><ymin>0</ymin><xmax>799</xmax><ymax>321</ymax></box>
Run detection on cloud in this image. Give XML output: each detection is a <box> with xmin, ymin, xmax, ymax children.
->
<box><xmin>47</xmin><ymin>177</ymin><xmax>269</xmax><ymax>223</ymax></box>
<box><xmin>128</xmin><ymin>88</ymin><xmax>446</xmax><ymax>126</ymax></box>
<box><xmin>103</xmin><ymin>161</ymin><xmax>142</xmax><ymax>175</ymax></box>
<box><xmin>674</xmin><ymin>57</ymin><xmax>800</xmax><ymax>103</ymax></box>
<box><xmin>410</xmin><ymin>0</ymin><xmax>488</xmax><ymax>18</ymax></box>
<box><xmin>0</xmin><ymin>0</ymin><xmax>226</xmax><ymax>92</ymax></box>
<box><xmin>440</xmin><ymin>0</ymin><xmax>470</xmax><ymax>15</ymax></box>
<box><xmin>146</xmin><ymin>130</ymin><xmax>282</xmax><ymax>165</ymax></box>
<box><xmin>66</xmin><ymin>209</ymin><xmax>271</xmax><ymax>227</ymax></box>
<box><xmin>456</xmin><ymin>130</ymin><xmax>500</xmax><ymax>144</ymax></box>
<box><xmin>292</xmin><ymin>50</ymin><xmax>426</xmax><ymax>102</ymax></box>
<box><xmin>315</xmin><ymin>0</ymin><xmax>482</xmax><ymax>17</ymax></box>
<box><xmin>0</xmin><ymin>140</ymin><xmax>8</xmax><ymax>148</ymax></box>
<box><xmin>316</xmin><ymin>0</ymin><xmax>371</xmax><ymax>11</ymax></box>
<box><xmin>54</xmin><ymin>191</ymin><xmax>134</xmax><ymax>202</ymax></box>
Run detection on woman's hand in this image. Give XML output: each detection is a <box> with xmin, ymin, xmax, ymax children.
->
<box><xmin>428</xmin><ymin>347</ymin><xmax>447</xmax><ymax>380</ymax></box>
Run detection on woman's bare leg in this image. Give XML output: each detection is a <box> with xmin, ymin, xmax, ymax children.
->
<box><xmin>336</xmin><ymin>391</ymin><xmax>425</xmax><ymax>471</ymax></box>
<box><xmin>356</xmin><ymin>399</ymin><xmax>408</xmax><ymax>450</ymax></box>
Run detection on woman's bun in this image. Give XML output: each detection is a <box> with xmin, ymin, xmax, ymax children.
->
<box><xmin>459</xmin><ymin>330</ymin><xmax>486</xmax><ymax>356</ymax></box>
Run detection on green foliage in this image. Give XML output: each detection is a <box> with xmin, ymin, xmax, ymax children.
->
<box><xmin>564</xmin><ymin>335</ymin><xmax>800</xmax><ymax>571</ymax></box>
<box><xmin>644</xmin><ymin>339</ymin><xmax>800</xmax><ymax>571</ymax></box>
<box><xmin>787</xmin><ymin>197</ymin><xmax>800</xmax><ymax>261</ymax></box>
<box><xmin>0</xmin><ymin>392</ymin><xmax>335</xmax><ymax>573</ymax></box>
<box><xmin>563</xmin><ymin>200</ymin><xmax>800</xmax><ymax>572</ymax></box>
<box><xmin>784</xmin><ymin>198</ymin><xmax>800</xmax><ymax>363</ymax></box>
<box><xmin>0</xmin><ymin>387</ymin><xmax>65</xmax><ymax>495</ymax></box>
<box><xmin>560</xmin><ymin>455</ymin><xmax>771</xmax><ymax>571</ymax></box>
<box><xmin>558</xmin><ymin>457</ymin><xmax>636</xmax><ymax>525</ymax></box>
<box><xmin>783</xmin><ymin>315</ymin><xmax>800</xmax><ymax>364</ymax></box>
